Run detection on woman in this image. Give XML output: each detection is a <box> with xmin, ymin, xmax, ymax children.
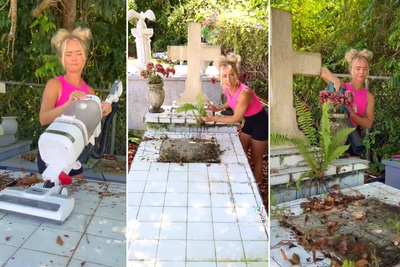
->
<box><xmin>38</xmin><ymin>27</ymin><xmax>112</xmax><ymax>179</ymax></box>
<box><xmin>320</xmin><ymin>49</ymin><xmax>375</xmax><ymax>157</ymax></box>
<box><xmin>201</xmin><ymin>53</ymin><xmax>268</xmax><ymax>183</ymax></box>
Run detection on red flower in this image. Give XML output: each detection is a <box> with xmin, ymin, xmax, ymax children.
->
<box><xmin>211</xmin><ymin>77</ymin><xmax>216</xmax><ymax>84</ymax></box>
<box><xmin>211</xmin><ymin>26</ymin><xmax>214</xmax><ymax>30</ymax></box>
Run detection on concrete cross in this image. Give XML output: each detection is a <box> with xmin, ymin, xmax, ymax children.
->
<box><xmin>168</xmin><ymin>22</ymin><xmax>221</xmax><ymax>104</ymax></box>
<box><xmin>269</xmin><ymin>8</ymin><xmax>322</xmax><ymax>139</ymax></box>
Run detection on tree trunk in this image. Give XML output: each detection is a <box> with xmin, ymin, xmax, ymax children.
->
<box><xmin>62</xmin><ymin>0</ymin><xmax>76</xmax><ymax>31</ymax></box>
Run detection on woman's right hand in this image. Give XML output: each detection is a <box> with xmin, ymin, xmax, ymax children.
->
<box><xmin>68</xmin><ymin>90</ymin><xmax>87</xmax><ymax>104</ymax></box>
<box><xmin>206</xmin><ymin>104</ymin><xmax>219</xmax><ymax>112</ymax></box>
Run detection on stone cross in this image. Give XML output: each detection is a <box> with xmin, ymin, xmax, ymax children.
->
<box><xmin>128</xmin><ymin>9</ymin><xmax>156</xmax><ymax>69</ymax></box>
<box><xmin>269</xmin><ymin>8</ymin><xmax>322</xmax><ymax>139</ymax></box>
<box><xmin>168</xmin><ymin>22</ymin><xmax>221</xmax><ymax>104</ymax></box>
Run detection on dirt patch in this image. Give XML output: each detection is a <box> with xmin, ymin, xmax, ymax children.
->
<box><xmin>159</xmin><ymin>138</ymin><xmax>221</xmax><ymax>163</ymax></box>
<box><xmin>284</xmin><ymin>195</ymin><xmax>400</xmax><ymax>266</ymax></box>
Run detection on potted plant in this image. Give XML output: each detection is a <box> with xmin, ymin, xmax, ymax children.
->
<box><xmin>270</xmin><ymin>99</ymin><xmax>357</xmax><ymax>190</ymax></box>
<box><xmin>140</xmin><ymin>62</ymin><xmax>175</xmax><ymax>113</ymax></box>
<box><xmin>0</xmin><ymin>92</ymin><xmax>18</xmax><ymax>136</ymax></box>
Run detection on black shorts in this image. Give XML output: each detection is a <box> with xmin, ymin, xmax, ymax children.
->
<box><xmin>345</xmin><ymin>125</ymin><xmax>362</xmax><ymax>156</ymax></box>
<box><xmin>37</xmin><ymin>151</ymin><xmax>83</xmax><ymax>176</ymax></box>
<box><xmin>241</xmin><ymin>108</ymin><xmax>269</xmax><ymax>141</ymax></box>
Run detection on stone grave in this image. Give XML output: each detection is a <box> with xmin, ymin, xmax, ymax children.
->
<box><xmin>127</xmin><ymin>22</ymin><xmax>269</xmax><ymax>266</ymax></box>
<box><xmin>270</xmin><ymin>183</ymin><xmax>400</xmax><ymax>266</ymax></box>
<box><xmin>269</xmin><ymin>8</ymin><xmax>369</xmax><ymax>204</ymax></box>
<box><xmin>0</xmin><ymin>82</ymin><xmax>32</xmax><ymax>163</ymax></box>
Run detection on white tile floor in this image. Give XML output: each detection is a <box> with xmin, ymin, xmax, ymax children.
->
<box><xmin>270</xmin><ymin>182</ymin><xmax>400</xmax><ymax>266</ymax></box>
<box><xmin>0</xmin><ymin>170</ymin><xmax>126</xmax><ymax>267</ymax></box>
<box><xmin>128</xmin><ymin>132</ymin><xmax>269</xmax><ymax>266</ymax></box>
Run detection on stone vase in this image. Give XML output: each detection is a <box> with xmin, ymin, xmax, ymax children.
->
<box><xmin>1</xmin><ymin>116</ymin><xmax>18</xmax><ymax>135</ymax></box>
<box><xmin>200</xmin><ymin>61</ymin><xmax>211</xmax><ymax>76</ymax></box>
<box><xmin>330</xmin><ymin>113</ymin><xmax>349</xmax><ymax>145</ymax></box>
<box><xmin>147</xmin><ymin>83</ymin><xmax>165</xmax><ymax>112</ymax></box>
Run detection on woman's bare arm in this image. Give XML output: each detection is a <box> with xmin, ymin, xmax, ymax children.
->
<box><xmin>321</xmin><ymin>67</ymin><xmax>344</xmax><ymax>92</ymax></box>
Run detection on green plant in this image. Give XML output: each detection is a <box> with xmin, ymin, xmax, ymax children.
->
<box><xmin>201</xmin><ymin>10</ymin><xmax>220</xmax><ymax>44</ymax></box>
<box><xmin>175</xmin><ymin>93</ymin><xmax>207</xmax><ymax>125</ymax></box>
<box><xmin>140</xmin><ymin>62</ymin><xmax>175</xmax><ymax>85</ymax></box>
<box><xmin>270</xmin><ymin>100</ymin><xmax>356</xmax><ymax>189</ymax></box>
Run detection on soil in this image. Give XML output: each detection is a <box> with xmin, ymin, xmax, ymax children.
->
<box><xmin>159</xmin><ymin>138</ymin><xmax>220</xmax><ymax>163</ymax></box>
<box><xmin>284</xmin><ymin>196</ymin><xmax>400</xmax><ymax>266</ymax></box>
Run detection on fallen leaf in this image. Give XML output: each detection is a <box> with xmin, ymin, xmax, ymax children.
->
<box><xmin>64</xmin><ymin>235</ymin><xmax>69</xmax><ymax>238</ymax></box>
<box><xmin>179</xmin><ymin>161</ymin><xmax>184</xmax><ymax>166</ymax></box>
<box><xmin>281</xmin><ymin>249</ymin><xmax>289</xmax><ymax>261</ymax></box>
<box><xmin>355</xmin><ymin>213</ymin><xmax>365</xmax><ymax>220</ymax></box>
<box><xmin>331</xmin><ymin>184</ymin><xmax>340</xmax><ymax>190</ymax></box>
<box><xmin>56</xmin><ymin>235</ymin><xmax>64</xmax><ymax>246</ymax></box>
<box><xmin>5</xmin><ymin>236</ymin><xmax>11</xmax><ymax>241</ymax></box>
<box><xmin>326</xmin><ymin>221</ymin><xmax>339</xmax><ymax>236</ymax></box>
<box><xmin>304</xmin><ymin>214</ymin><xmax>309</xmax><ymax>227</ymax></box>
<box><xmin>312</xmin><ymin>245</ymin><xmax>316</xmax><ymax>262</ymax></box>
<box><xmin>356</xmin><ymin>259</ymin><xmax>368</xmax><ymax>267</ymax></box>
<box><xmin>332</xmin><ymin>260</ymin><xmax>341</xmax><ymax>267</ymax></box>
<box><xmin>321</xmin><ymin>213</ymin><xmax>329</xmax><ymax>219</ymax></box>
<box><xmin>102</xmin><ymin>192</ymin><xmax>112</xmax><ymax>197</ymax></box>
<box><xmin>20</xmin><ymin>167</ymin><xmax>25</xmax><ymax>173</ymax></box>
<box><xmin>291</xmin><ymin>252</ymin><xmax>300</xmax><ymax>264</ymax></box>
<box><xmin>81</xmin><ymin>261</ymin><xmax>86</xmax><ymax>267</ymax></box>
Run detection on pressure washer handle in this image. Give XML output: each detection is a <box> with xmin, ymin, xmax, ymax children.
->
<box><xmin>345</xmin><ymin>117</ymin><xmax>366</xmax><ymax>155</ymax></box>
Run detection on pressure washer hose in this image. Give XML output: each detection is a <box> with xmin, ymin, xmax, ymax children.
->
<box><xmin>91</xmin><ymin>102</ymin><xmax>119</xmax><ymax>159</ymax></box>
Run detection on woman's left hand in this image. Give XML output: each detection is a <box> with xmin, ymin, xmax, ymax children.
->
<box><xmin>201</xmin><ymin>115</ymin><xmax>214</xmax><ymax>122</ymax></box>
<box><xmin>101</xmin><ymin>101</ymin><xmax>112</xmax><ymax>117</ymax></box>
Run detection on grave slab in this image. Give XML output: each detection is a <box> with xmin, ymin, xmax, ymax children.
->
<box><xmin>127</xmin><ymin>129</ymin><xmax>269</xmax><ymax>266</ymax></box>
<box><xmin>0</xmin><ymin>169</ymin><xmax>126</xmax><ymax>267</ymax></box>
<box><xmin>270</xmin><ymin>182</ymin><xmax>400</xmax><ymax>266</ymax></box>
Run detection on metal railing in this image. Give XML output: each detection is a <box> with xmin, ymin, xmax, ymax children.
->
<box><xmin>0</xmin><ymin>80</ymin><xmax>126</xmax><ymax>156</ymax></box>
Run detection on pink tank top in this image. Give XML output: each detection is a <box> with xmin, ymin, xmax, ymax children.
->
<box><xmin>55</xmin><ymin>76</ymin><xmax>90</xmax><ymax>107</ymax></box>
<box><xmin>225</xmin><ymin>83</ymin><xmax>263</xmax><ymax>117</ymax></box>
<box><xmin>344</xmin><ymin>83</ymin><xmax>368</xmax><ymax>126</ymax></box>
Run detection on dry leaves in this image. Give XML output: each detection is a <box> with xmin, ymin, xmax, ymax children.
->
<box><xmin>5</xmin><ymin>236</ymin><xmax>11</xmax><ymax>241</ymax></box>
<box><xmin>81</xmin><ymin>261</ymin><xmax>86</xmax><ymax>267</ymax></box>
<box><xmin>56</xmin><ymin>235</ymin><xmax>64</xmax><ymax>246</ymax></box>
<box><xmin>281</xmin><ymin>250</ymin><xmax>301</xmax><ymax>265</ymax></box>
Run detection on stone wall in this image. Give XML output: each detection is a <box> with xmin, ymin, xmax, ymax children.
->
<box><xmin>128</xmin><ymin>75</ymin><xmax>223</xmax><ymax>130</ymax></box>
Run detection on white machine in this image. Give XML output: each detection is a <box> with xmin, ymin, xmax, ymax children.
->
<box><xmin>0</xmin><ymin>80</ymin><xmax>123</xmax><ymax>224</ymax></box>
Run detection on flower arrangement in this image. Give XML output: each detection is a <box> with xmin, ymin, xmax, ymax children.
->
<box><xmin>201</xmin><ymin>11</ymin><xmax>220</xmax><ymax>45</ymax></box>
<box><xmin>140</xmin><ymin>62</ymin><xmax>175</xmax><ymax>84</ymax></box>
<box><xmin>319</xmin><ymin>90</ymin><xmax>357</xmax><ymax>114</ymax></box>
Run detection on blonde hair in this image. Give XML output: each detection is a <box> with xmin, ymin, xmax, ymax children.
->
<box><xmin>345</xmin><ymin>48</ymin><xmax>373</xmax><ymax>75</ymax></box>
<box><xmin>51</xmin><ymin>27</ymin><xmax>92</xmax><ymax>69</ymax></box>
<box><xmin>213</xmin><ymin>53</ymin><xmax>241</xmax><ymax>87</ymax></box>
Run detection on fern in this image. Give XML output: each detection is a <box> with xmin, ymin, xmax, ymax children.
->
<box><xmin>295</xmin><ymin>98</ymin><xmax>317</xmax><ymax>145</ymax></box>
<box><xmin>271</xmin><ymin>101</ymin><xmax>355</xmax><ymax>189</ymax></box>
<box><xmin>175</xmin><ymin>93</ymin><xmax>207</xmax><ymax>124</ymax></box>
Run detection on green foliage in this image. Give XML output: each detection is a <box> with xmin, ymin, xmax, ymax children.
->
<box><xmin>342</xmin><ymin>260</ymin><xmax>356</xmax><ymax>267</ymax></box>
<box><xmin>175</xmin><ymin>93</ymin><xmax>207</xmax><ymax>124</ymax></box>
<box><xmin>270</xmin><ymin>102</ymin><xmax>356</xmax><ymax>189</ymax></box>
<box><xmin>0</xmin><ymin>0</ymin><xmax>126</xmax><ymax>155</ymax></box>
<box><xmin>128</xmin><ymin>130</ymin><xmax>144</xmax><ymax>144</ymax></box>
<box><xmin>131</xmin><ymin>0</ymin><xmax>268</xmax><ymax>97</ymax></box>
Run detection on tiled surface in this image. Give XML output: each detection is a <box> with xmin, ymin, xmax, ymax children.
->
<box><xmin>270</xmin><ymin>182</ymin><xmax>400</xmax><ymax>266</ymax></box>
<box><xmin>0</xmin><ymin>170</ymin><xmax>126</xmax><ymax>267</ymax></box>
<box><xmin>144</xmin><ymin>106</ymin><xmax>239</xmax><ymax>132</ymax></box>
<box><xmin>128</xmin><ymin>132</ymin><xmax>269</xmax><ymax>266</ymax></box>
